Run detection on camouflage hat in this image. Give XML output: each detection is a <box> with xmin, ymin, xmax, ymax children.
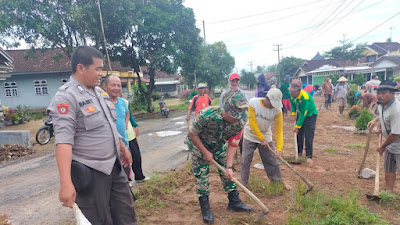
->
<box><xmin>223</xmin><ymin>91</ymin><xmax>248</xmax><ymax>120</ymax></box>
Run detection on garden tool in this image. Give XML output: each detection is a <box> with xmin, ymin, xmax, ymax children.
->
<box><xmin>366</xmin><ymin>134</ymin><xmax>382</xmax><ymax>202</ymax></box>
<box><xmin>357</xmin><ymin>123</ymin><xmax>376</xmax><ymax>178</ymax></box>
<box><xmin>211</xmin><ymin>159</ymin><xmax>269</xmax><ymax>222</ymax></box>
<box><xmin>268</xmin><ymin>148</ymin><xmax>314</xmax><ymax>195</ymax></box>
<box><xmin>289</xmin><ymin>133</ymin><xmax>301</xmax><ymax>165</ymax></box>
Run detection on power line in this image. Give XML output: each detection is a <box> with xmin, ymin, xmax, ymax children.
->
<box><xmin>350</xmin><ymin>11</ymin><xmax>400</xmax><ymax>43</ymax></box>
<box><xmin>216</xmin><ymin>0</ymin><xmax>345</xmax><ymax>35</ymax></box>
<box><xmin>227</xmin><ymin>0</ymin><xmax>381</xmax><ymax>48</ymax></box>
<box><xmin>285</xmin><ymin>0</ymin><xmax>351</xmax><ymax>49</ymax></box>
<box><xmin>207</xmin><ymin>0</ymin><xmax>328</xmax><ymax>25</ymax></box>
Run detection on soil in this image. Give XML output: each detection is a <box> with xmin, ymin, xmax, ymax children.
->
<box><xmin>2</xmin><ymin>95</ymin><xmax>400</xmax><ymax>224</ymax></box>
<box><xmin>136</xmin><ymin>95</ymin><xmax>400</xmax><ymax>225</ymax></box>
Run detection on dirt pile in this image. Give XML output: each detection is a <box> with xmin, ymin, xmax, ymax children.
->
<box><xmin>0</xmin><ymin>144</ymin><xmax>35</xmax><ymax>162</ymax></box>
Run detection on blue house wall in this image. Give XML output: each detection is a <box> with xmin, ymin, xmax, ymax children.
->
<box><xmin>0</xmin><ymin>72</ymin><xmax>71</xmax><ymax>110</ymax></box>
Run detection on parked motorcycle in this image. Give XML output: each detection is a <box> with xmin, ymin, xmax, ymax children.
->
<box><xmin>159</xmin><ymin>96</ymin><xmax>169</xmax><ymax>118</ymax></box>
<box><xmin>36</xmin><ymin>117</ymin><xmax>54</xmax><ymax>145</ymax></box>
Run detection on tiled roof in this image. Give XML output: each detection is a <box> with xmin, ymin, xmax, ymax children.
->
<box><xmin>366</xmin><ymin>42</ymin><xmax>400</xmax><ymax>55</ymax></box>
<box><xmin>371</xmin><ymin>56</ymin><xmax>400</xmax><ymax>67</ymax></box>
<box><xmin>5</xmin><ymin>48</ymin><xmax>178</xmax><ymax>78</ymax></box>
<box><xmin>300</xmin><ymin>59</ymin><xmax>340</xmax><ymax>73</ymax></box>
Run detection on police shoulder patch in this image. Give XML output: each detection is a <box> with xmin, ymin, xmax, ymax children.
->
<box><xmin>57</xmin><ymin>103</ymin><xmax>69</xmax><ymax>114</ymax></box>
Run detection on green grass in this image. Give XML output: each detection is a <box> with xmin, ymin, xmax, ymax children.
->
<box><xmin>379</xmin><ymin>191</ymin><xmax>396</xmax><ymax>206</ymax></box>
<box><xmin>324</xmin><ymin>148</ymin><xmax>337</xmax><ymax>154</ymax></box>
<box><xmin>247</xmin><ymin>173</ymin><xmax>285</xmax><ymax>196</ymax></box>
<box><xmin>288</xmin><ymin>184</ymin><xmax>390</xmax><ymax>225</ymax></box>
<box><xmin>132</xmin><ymin>163</ymin><xmax>191</xmax><ymax>217</ymax></box>
<box><xmin>345</xmin><ymin>143</ymin><xmax>366</xmax><ymax>149</ymax></box>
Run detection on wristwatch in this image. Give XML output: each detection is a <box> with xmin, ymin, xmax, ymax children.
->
<box><xmin>226</xmin><ymin>166</ymin><xmax>233</xmax><ymax>170</ymax></box>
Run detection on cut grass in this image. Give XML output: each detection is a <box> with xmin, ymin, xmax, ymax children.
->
<box><xmin>345</xmin><ymin>143</ymin><xmax>366</xmax><ymax>149</ymax></box>
<box><xmin>132</xmin><ymin>163</ymin><xmax>191</xmax><ymax>218</ymax></box>
<box><xmin>289</xmin><ymin>184</ymin><xmax>390</xmax><ymax>225</ymax></box>
<box><xmin>247</xmin><ymin>173</ymin><xmax>285</xmax><ymax>196</ymax></box>
<box><xmin>324</xmin><ymin>148</ymin><xmax>336</xmax><ymax>154</ymax></box>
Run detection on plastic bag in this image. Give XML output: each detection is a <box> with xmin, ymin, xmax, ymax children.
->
<box><xmin>73</xmin><ymin>203</ymin><xmax>92</xmax><ymax>225</ymax></box>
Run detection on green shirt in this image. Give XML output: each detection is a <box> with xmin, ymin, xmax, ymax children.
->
<box><xmin>280</xmin><ymin>82</ymin><xmax>290</xmax><ymax>99</ymax></box>
<box><xmin>290</xmin><ymin>90</ymin><xmax>318</xmax><ymax>128</ymax></box>
<box><xmin>186</xmin><ymin>107</ymin><xmax>245</xmax><ymax>153</ymax></box>
<box><xmin>189</xmin><ymin>91</ymin><xmax>199</xmax><ymax>100</ymax></box>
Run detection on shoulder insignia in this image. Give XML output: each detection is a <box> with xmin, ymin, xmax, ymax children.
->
<box><xmin>86</xmin><ymin>106</ymin><xmax>96</xmax><ymax>113</ymax></box>
<box><xmin>57</xmin><ymin>103</ymin><xmax>69</xmax><ymax>114</ymax></box>
<box><xmin>77</xmin><ymin>85</ymin><xmax>85</xmax><ymax>93</ymax></box>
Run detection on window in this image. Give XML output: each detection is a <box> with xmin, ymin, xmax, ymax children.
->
<box><xmin>34</xmin><ymin>80</ymin><xmax>48</xmax><ymax>95</ymax></box>
<box><xmin>4</xmin><ymin>82</ymin><xmax>18</xmax><ymax>97</ymax></box>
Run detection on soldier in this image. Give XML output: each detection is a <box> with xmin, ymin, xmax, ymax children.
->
<box><xmin>186</xmin><ymin>91</ymin><xmax>252</xmax><ymax>224</ymax></box>
<box><xmin>47</xmin><ymin>46</ymin><xmax>137</xmax><ymax>224</ymax></box>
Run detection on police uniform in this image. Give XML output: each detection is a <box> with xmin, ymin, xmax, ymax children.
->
<box><xmin>47</xmin><ymin>76</ymin><xmax>137</xmax><ymax>225</ymax></box>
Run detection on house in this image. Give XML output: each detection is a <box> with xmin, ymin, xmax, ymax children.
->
<box><xmin>362</xmin><ymin>42</ymin><xmax>400</xmax><ymax>65</ymax></box>
<box><xmin>0</xmin><ymin>48</ymin><xmax>143</xmax><ymax>110</ymax></box>
<box><xmin>370</xmin><ymin>56</ymin><xmax>400</xmax><ymax>80</ymax></box>
<box><xmin>0</xmin><ymin>48</ymin><xmax>13</xmax><ymax>81</ymax></box>
<box><xmin>293</xmin><ymin>53</ymin><xmax>341</xmax><ymax>85</ymax></box>
<box><xmin>143</xmin><ymin>67</ymin><xmax>185</xmax><ymax>97</ymax></box>
<box><xmin>293</xmin><ymin>52</ymin><xmax>375</xmax><ymax>85</ymax></box>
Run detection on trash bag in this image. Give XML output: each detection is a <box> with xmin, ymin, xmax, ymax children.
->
<box><xmin>73</xmin><ymin>203</ymin><xmax>92</xmax><ymax>225</ymax></box>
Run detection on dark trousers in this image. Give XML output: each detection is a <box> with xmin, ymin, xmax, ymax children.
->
<box><xmin>297</xmin><ymin>114</ymin><xmax>317</xmax><ymax>159</ymax></box>
<box><xmin>129</xmin><ymin>138</ymin><xmax>146</xmax><ymax>181</ymax></box>
<box><xmin>75</xmin><ymin>160</ymin><xmax>137</xmax><ymax>225</ymax></box>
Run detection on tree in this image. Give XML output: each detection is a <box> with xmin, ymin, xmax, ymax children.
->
<box><xmin>266</xmin><ymin>64</ymin><xmax>278</xmax><ymax>73</ymax></box>
<box><xmin>195</xmin><ymin>42</ymin><xmax>235</xmax><ymax>90</ymax></box>
<box><xmin>111</xmin><ymin>0</ymin><xmax>202</xmax><ymax>112</ymax></box>
<box><xmin>240</xmin><ymin>69</ymin><xmax>256</xmax><ymax>89</ymax></box>
<box><xmin>350</xmin><ymin>73</ymin><xmax>366</xmax><ymax>86</ymax></box>
<box><xmin>323</xmin><ymin>39</ymin><xmax>366</xmax><ymax>62</ymax></box>
<box><xmin>277</xmin><ymin>56</ymin><xmax>305</xmax><ymax>83</ymax></box>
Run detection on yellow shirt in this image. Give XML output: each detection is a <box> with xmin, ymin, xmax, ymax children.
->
<box><xmin>123</xmin><ymin>98</ymin><xmax>136</xmax><ymax>141</ymax></box>
<box><xmin>243</xmin><ymin>98</ymin><xmax>283</xmax><ymax>151</ymax></box>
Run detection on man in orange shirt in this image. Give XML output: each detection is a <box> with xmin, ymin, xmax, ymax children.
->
<box><xmin>186</xmin><ymin>83</ymin><xmax>212</xmax><ymax>121</ymax></box>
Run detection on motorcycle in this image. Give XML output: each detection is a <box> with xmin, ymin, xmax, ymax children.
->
<box><xmin>159</xmin><ymin>96</ymin><xmax>169</xmax><ymax>118</ymax></box>
<box><xmin>36</xmin><ymin>117</ymin><xmax>54</xmax><ymax>145</ymax></box>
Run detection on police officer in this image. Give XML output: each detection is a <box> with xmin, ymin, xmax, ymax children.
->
<box><xmin>47</xmin><ymin>46</ymin><xmax>137</xmax><ymax>224</ymax></box>
<box><xmin>186</xmin><ymin>91</ymin><xmax>252</xmax><ymax>224</ymax></box>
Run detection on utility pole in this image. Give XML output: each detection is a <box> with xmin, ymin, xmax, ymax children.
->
<box><xmin>342</xmin><ymin>34</ymin><xmax>346</xmax><ymax>78</ymax></box>
<box><xmin>248</xmin><ymin>61</ymin><xmax>254</xmax><ymax>72</ymax></box>
<box><xmin>202</xmin><ymin>20</ymin><xmax>206</xmax><ymax>47</ymax></box>
<box><xmin>273</xmin><ymin>44</ymin><xmax>282</xmax><ymax>84</ymax></box>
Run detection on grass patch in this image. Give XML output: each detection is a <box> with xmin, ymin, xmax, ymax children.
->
<box><xmin>324</xmin><ymin>148</ymin><xmax>336</xmax><ymax>154</ymax></box>
<box><xmin>133</xmin><ymin>163</ymin><xmax>191</xmax><ymax>217</ymax></box>
<box><xmin>345</xmin><ymin>143</ymin><xmax>366</xmax><ymax>149</ymax></box>
<box><xmin>247</xmin><ymin>173</ymin><xmax>285</xmax><ymax>196</ymax></box>
<box><xmin>379</xmin><ymin>191</ymin><xmax>396</xmax><ymax>206</ymax></box>
<box><xmin>289</xmin><ymin>184</ymin><xmax>390</xmax><ymax>225</ymax></box>
<box><xmin>282</xmin><ymin>156</ymin><xmax>307</xmax><ymax>164</ymax></box>
<box><xmin>226</xmin><ymin>214</ymin><xmax>270</xmax><ymax>225</ymax></box>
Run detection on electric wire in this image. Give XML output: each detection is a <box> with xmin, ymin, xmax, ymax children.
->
<box><xmin>206</xmin><ymin>0</ymin><xmax>329</xmax><ymax>25</ymax></box>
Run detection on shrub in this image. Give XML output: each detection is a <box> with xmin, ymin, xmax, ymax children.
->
<box><xmin>130</xmin><ymin>83</ymin><xmax>148</xmax><ymax>111</ymax></box>
<box><xmin>152</xmin><ymin>92</ymin><xmax>161</xmax><ymax>101</ymax></box>
<box><xmin>348</xmin><ymin>105</ymin><xmax>361</xmax><ymax>118</ymax></box>
<box><xmin>355</xmin><ymin>108</ymin><xmax>373</xmax><ymax>130</ymax></box>
<box><xmin>350</xmin><ymin>73</ymin><xmax>366</xmax><ymax>86</ymax></box>
<box><xmin>180</xmin><ymin>89</ymin><xmax>192</xmax><ymax>100</ymax></box>
<box><xmin>347</xmin><ymin>84</ymin><xmax>359</xmax><ymax>106</ymax></box>
<box><xmin>32</xmin><ymin>112</ymin><xmax>44</xmax><ymax>120</ymax></box>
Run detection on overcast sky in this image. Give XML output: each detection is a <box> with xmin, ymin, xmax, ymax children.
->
<box><xmin>184</xmin><ymin>0</ymin><xmax>400</xmax><ymax>72</ymax></box>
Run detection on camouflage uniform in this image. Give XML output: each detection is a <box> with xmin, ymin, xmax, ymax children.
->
<box><xmin>186</xmin><ymin>92</ymin><xmax>248</xmax><ymax>196</ymax></box>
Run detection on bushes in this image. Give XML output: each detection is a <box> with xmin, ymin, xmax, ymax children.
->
<box><xmin>348</xmin><ymin>105</ymin><xmax>361</xmax><ymax>118</ymax></box>
<box><xmin>355</xmin><ymin>108</ymin><xmax>373</xmax><ymax>130</ymax></box>
<box><xmin>130</xmin><ymin>83</ymin><xmax>148</xmax><ymax>112</ymax></box>
<box><xmin>152</xmin><ymin>92</ymin><xmax>161</xmax><ymax>101</ymax></box>
<box><xmin>347</xmin><ymin>84</ymin><xmax>359</xmax><ymax>106</ymax></box>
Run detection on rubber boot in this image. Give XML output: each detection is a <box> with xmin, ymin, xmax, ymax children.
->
<box><xmin>199</xmin><ymin>195</ymin><xmax>214</xmax><ymax>223</ymax></box>
<box><xmin>227</xmin><ymin>190</ymin><xmax>252</xmax><ymax>212</ymax></box>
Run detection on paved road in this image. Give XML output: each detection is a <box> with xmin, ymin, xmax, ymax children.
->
<box><xmin>0</xmin><ymin>111</ymin><xmax>189</xmax><ymax>225</ymax></box>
